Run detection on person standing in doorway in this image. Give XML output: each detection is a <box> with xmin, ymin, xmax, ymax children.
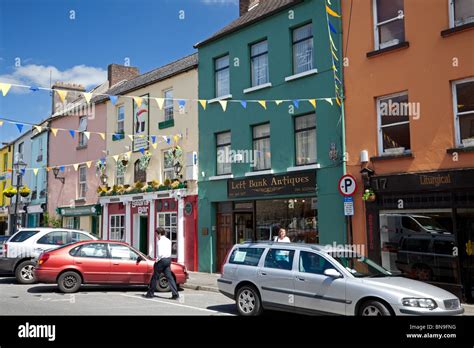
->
<box><xmin>144</xmin><ymin>228</ymin><xmax>180</xmax><ymax>300</ymax></box>
<box><xmin>274</xmin><ymin>228</ymin><xmax>291</xmax><ymax>243</ymax></box>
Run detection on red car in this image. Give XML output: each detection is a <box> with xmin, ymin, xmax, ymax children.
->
<box><xmin>35</xmin><ymin>240</ymin><xmax>188</xmax><ymax>293</ymax></box>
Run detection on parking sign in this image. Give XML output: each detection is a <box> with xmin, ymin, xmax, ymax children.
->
<box><xmin>338</xmin><ymin>174</ymin><xmax>357</xmax><ymax>196</ymax></box>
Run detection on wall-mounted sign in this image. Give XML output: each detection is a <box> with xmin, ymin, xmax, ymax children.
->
<box><xmin>227</xmin><ymin>170</ymin><xmax>316</xmax><ymax>199</ymax></box>
<box><xmin>185</xmin><ymin>202</ymin><xmax>193</xmax><ymax>216</ymax></box>
<box><xmin>338</xmin><ymin>174</ymin><xmax>357</xmax><ymax>196</ymax></box>
<box><xmin>57</xmin><ymin>204</ymin><xmax>101</xmax><ymax>217</ymax></box>
<box><xmin>133</xmin><ymin>93</ymin><xmax>150</xmax><ymax>152</ymax></box>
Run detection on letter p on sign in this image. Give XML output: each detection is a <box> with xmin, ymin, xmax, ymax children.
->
<box><xmin>338</xmin><ymin>174</ymin><xmax>357</xmax><ymax>196</ymax></box>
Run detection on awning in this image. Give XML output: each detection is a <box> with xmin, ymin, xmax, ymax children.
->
<box><xmin>27</xmin><ymin>204</ymin><xmax>44</xmax><ymax>214</ymax></box>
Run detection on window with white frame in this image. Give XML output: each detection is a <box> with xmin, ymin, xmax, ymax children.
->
<box><xmin>78</xmin><ymin>116</ymin><xmax>88</xmax><ymax>147</ymax></box>
<box><xmin>163</xmin><ymin>149</ymin><xmax>176</xmax><ymax>181</ymax></box>
<box><xmin>215</xmin><ymin>55</ymin><xmax>230</xmax><ymax>97</ymax></box>
<box><xmin>292</xmin><ymin>23</ymin><xmax>313</xmax><ymax>74</ymax></box>
<box><xmin>110</xmin><ymin>215</ymin><xmax>125</xmax><ymax>241</ymax></box>
<box><xmin>251</xmin><ymin>40</ymin><xmax>269</xmax><ymax>87</ymax></box>
<box><xmin>253</xmin><ymin>123</ymin><xmax>271</xmax><ymax>171</ymax></box>
<box><xmin>373</xmin><ymin>0</ymin><xmax>405</xmax><ymax>50</ymax></box>
<box><xmin>377</xmin><ymin>92</ymin><xmax>411</xmax><ymax>154</ymax></box>
<box><xmin>450</xmin><ymin>0</ymin><xmax>474</xmax><ymax>27</ymax></box>
<box><xmin>64</xmin><ymin>217</ymin><xmax>76</xmax><ymax>229</ymax></box>
<box><xmin>116</xmin><ymin>165</ymin><xmax>125</xmax><ymax>186</ymax></box>
<box><xmin>117</xmin><ymin>105</ymin><xmax>125</xmax><ymax>134</ymax></box>
<box><xmin>453</xmin><ymin>78</ymin><xmax>474</xmax><ymax>147</ymax></box>
<box><xmin>78</xmin><ymin>165</ymin><xmax>87</xmax><ymax>199</ymax></box>
<box><xmin>295</xmin><ymin>114</ymin><xmax>316</xmax><ymax>165</ymax></box>
<box><xmin>157</xmin><ymin>212</ymin><xmax>177</xmax><ymax>257</ymax></box>
<box><xmin>164</xmin><ymin>89</ymin><xmax>174</xmax><ymax>121</ymax></box>
<box><xmin>216</xmin><ymin>131</ymin><xmax>231</xmax><ymax>175</ymax></box>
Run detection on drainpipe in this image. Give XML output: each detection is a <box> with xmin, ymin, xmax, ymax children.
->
<box><xmin>176</xmin><ymin>192</ymin><xmax>185</xmax><ymax>264</ymax></box>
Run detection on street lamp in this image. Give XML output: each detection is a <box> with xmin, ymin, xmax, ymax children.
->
<box><xmin>12</xmin><ymin>154</ymin><xmax>27</xmax><ymax>234</ymax></box>
<box><xmin>52</xmin><ymin>167</ymin><xmax>65</xmax><ymax>184</ymax></box>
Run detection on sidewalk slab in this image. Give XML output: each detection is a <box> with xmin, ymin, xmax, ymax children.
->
<box><xmin>182</xmin><ymin>271</ymin><xmax>220</xmax><ymax>293</ymax></box>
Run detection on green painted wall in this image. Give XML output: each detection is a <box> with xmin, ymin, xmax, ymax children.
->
<box><xmin>197</xmin><ymin>0</ymin><xmax>345</xmax><ymax>272</ymax></box>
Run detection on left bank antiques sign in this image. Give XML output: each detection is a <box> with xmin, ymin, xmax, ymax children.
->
<box><xmin>228</xmin><ymin>170</ymin><xmax>316</xmax><ymax>198</ymax></box>
<box><xmin>133</xmin><ymin>93</ymin><xmax>150</xmax><ymax>152</ymax></box>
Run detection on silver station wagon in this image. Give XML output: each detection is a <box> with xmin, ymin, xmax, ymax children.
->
<box><xmin>217</xmin><ymin>242</ymin><xmax>464</xmax><ymax>316</ymax></box>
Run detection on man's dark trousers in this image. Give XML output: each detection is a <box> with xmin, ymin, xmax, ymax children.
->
<box><xmin>147</xmin><ymin>257</ymin><xmax>179</xmax><ymax>297</ymax></box>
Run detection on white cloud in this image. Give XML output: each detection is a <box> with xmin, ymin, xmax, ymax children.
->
<box><xmin>0</xmin><ymin>64</ymin><xmax>106</xmax><ymax>93</ymax></box>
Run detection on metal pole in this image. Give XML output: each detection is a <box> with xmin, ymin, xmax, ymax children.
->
<box><xmin>12</xmin><ymin>171</ymin><xmax>21</xmax><ymax>234</ymax></box>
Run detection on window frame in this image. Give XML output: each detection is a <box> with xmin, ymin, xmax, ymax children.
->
<box><xmin>163</xmin><ymin>149</ymin><xmax>176</xmax><ymax>181</ymax></box>
<box><xmin>117</xmin><ymin>105</ymin><xmax>125</xmax><ymax>134</ymax></box>
<box><xmin>214</xmin><ymin>54</ymin><xmax>230</xmax><ymax>98</ymax></box>
<box><xmin>216</xmin><ymin>131</ymin><xmax>232</xmax><ymax>175</ymax></box>
<box><xmin>78</xmin><ymin>165</ymin><xmax>87</xmax><ymax>199</ymax></box>
<box><xmin>116</xmin><ymin>164</ymin><xmax>125</xmax><ymax>186</ymax></box>
<box><xmin>452</xmin><ymin>77</ymin><xmax>474</xmax><ymax>147</ymax></box>
<box><xmin>376</xmin><ymin>91</ymin><xmax>411</xmax><ymax>155</ymax></box>
<box><xmin>109</xmin><ymin>214</ymin><xmax>125</xmax><ymax>241</ymax></box>
<box><xmin>252</xmin><ymin>123</ymin><xmax>271</xmax><ymax>171</ymax></box>
<box><xmin>78</xmin><ymin>116</ymin><xmax>88</xmax><ymax>147</ymax></box>
<box><xmin>250</xmin><ymin>39</ymin><xmax>269</xmax><ymax>87</ymax></box>
<box><xmin>157</xmin><ymin>212</ymin><xmax>178</xmax><ymax>258</ymax></box>
<box><xmin>449</xmin><ymin>0</ymin><xmax>474</xmax><ymax>28</ymax></box>
<box><xmin>294</xmin><ymin>113</ymin><xmax>317</xmax><ymax>166</ymax></box>
<box><xmin>292</xmin><ymin>23</ymin><xmax>314</xmax><ymax>75</ymax></box>
<box><xmin>372</xmin><ymin>0</ymin><xmax>405</xmax><ymax>50</ymax></box>
<box><xmin>164</xmin><ymin>89</ymin><xmax>174</xmax><ymax>121</ymax></box>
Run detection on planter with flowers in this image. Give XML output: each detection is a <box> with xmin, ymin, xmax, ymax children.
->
<box><xmin>20</xmin><ymin>185</ymin><xmax>31</xmax><ymax>197</ymax></box>
<box><xmin>3</xmin><ymin>186</ymin><xmax>17</xmax><ymax>198</ymax></box>
<box><xmin>362</xmin><ymin>188</ymin><xmax>376</xmax><ymax>202</ymax></box>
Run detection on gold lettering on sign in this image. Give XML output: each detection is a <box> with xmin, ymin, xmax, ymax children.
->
<box><xmin>419</xmin><ymin>174</ymin><xmax>452</xmax><ymax>187</ymax></box>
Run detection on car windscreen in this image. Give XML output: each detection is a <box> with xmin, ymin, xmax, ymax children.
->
<box><xmin>9</xmin><ymin>230</ymin><xmax>40</xmax><ymax>243</ymax></box>
<box><xmin>331</xmin><ymin>253</ymin><xmax>392</xmax><ymax>278</ymax></box>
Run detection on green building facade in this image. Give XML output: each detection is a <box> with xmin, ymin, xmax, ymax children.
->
<box><xmin>196</xmin><ymin>0</ymin><xmax>345</xmax><ymax>272</ymax></box>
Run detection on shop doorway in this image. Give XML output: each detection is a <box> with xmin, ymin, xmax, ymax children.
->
<box><xmin>457</xmin><ymin>208</ymin><xmax>474</xmax><ymax>302</ymax></box>
<box><xmin>235</xmin><ymin>213</ymin><xmax>254</xmax><ymax>244</ymax></box>
<box><xmin>217</xmin><ymin>213</ymin><xmax>232</xmax><ymax>271</ymax></box>
<box><xmin>139</xmin><ymin>216</ymin><xmax>148</xmax><ymax>255</ymax></box>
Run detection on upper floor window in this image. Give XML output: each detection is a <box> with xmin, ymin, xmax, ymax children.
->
<box><xmin>116</xmin><ymin>165</ymin><xmax>125</xmax><ymax>186</ymax></box>
<box><xmin>3</xmin><ymin>153</ymin><xmax>7</xmax><ymax>171</ymax></box>
<box><xmin>78</xmin><ymin>165</ymin><xmax>87</xmax><ymax>199</ymax></box>
<box><xmin>117</xmin><ymin>105</ymin><xmax>125</xmax><ymax>133</ymax></box>
<box><xmin>18</xmin><ymin>142</ymin><xmax>24</xmax><ymax>155</ymax></box>
<box><xmin>292</xmin><ymin>23</ymin><xmax>313</xmax><ymax>74</ymax></box>
<box><xmin>215</xmin><ymin>55</ymin><xmax>230</xmax><ymax>97</ymax></box>
<box><xmin>37</xmin><ymin>138</ymin><xmax>43</xmax><ymax>161</ymax></box>
<box><xmin>164</xmin><ymin>89</ymin><xmax>174</xmax><ymax>121</ymax></box>
<box><xmin>134</xmin><ymin>159</ymin><xmax>146</xmax><ymax>183</ymax></box>
<box><xmin>251</xmin><ymin>40</ymin><xmax>269</xmax><ymax>87</ymax></box>
<box><xmin>377</xmin><ymin>92</ymin><xmax>411</xmax><ymax>155</ymax></box>
<box><xmin>453</xmin><ymin>78</ymin><xmax>474</xmax><ymax>147</ymax></box>
<box><xmin>78</xmin><ymin>116</ymin><xmax>88</xmax><ymax>147</ymax></box>
<box><xmin>373</xmin><ymin>0</ymin><xmax>405</xmax><ymax>50</ymax></box>
<box><xmin>295</xmin><ymin>114</ymin><xmax>316</xmax><ymax>165</ymax></box>
<box><xmin>253</xmin><ymin>123</ymin><xmax>271</xmax><ymax>171</ymax></box>
<box><xmin>163</xmin><ymin>149</ymin><xmax>176</xmax><ymax>181</ymax></box>
<box><xmin>450</xmin><ymin>0</ymin><xmax>474</xmax><ymax>27</ymax></box>
<box><xmin>216</xmin><ymin>131</ymin><xmax>231</xmax><ymax>175</ymax></box>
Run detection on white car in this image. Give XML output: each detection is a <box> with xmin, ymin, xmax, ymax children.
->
<box><xmin>0</xmin><ymin>228</ymin><xmax>97</xmax><ymax>284</ymax></box>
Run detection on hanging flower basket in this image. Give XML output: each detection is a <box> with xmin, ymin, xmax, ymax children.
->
<box><xmin>20</xmin><ymin>185</ymin><xmax>31</xmax><ymax>197</ymax></box>
<box><xmin>138</xmin><ymin>151</ymin><xmax>152</xmax><ymax>171</ymax></box>
<box><xmin>3</xmin><ymin>186</ymin><xmax>16</xmax><ymax>198</ymax></box>
<box><xmin>362</xmin><ymin>189</ymin><xmax>376</xmax><ymax>202</ymax></box>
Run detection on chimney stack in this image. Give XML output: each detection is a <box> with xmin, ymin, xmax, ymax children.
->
<box><xmin>107</xmin><ymin>64</ymin><xmax>139</xmax><ymax>88</ymax></box>
<box><xmin>239</xmin><ymin>0</ymin><xmax>260</xmax><ymax>16</ymax></box>
<box><xmin>51</xmin><ymin>82</ymin><xmax>85</xmax><ymax>115</ymax></box>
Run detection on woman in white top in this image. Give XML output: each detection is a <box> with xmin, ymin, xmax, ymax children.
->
<box><xmin>274</xmin><ymin>228</ymin><xmax>290</xmax><ymax>243</ymax></box>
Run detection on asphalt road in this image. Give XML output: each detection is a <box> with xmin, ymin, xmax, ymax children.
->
<box><xmin>0</xmin><ymin>276</ymin><xmax>237</xmax><ymax>316</ymax></box>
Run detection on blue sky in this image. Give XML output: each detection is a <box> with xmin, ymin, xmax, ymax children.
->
<box><xmin>0</xmin><ymin>0</ymin><xmax>238</xmax><ymax>143</ymax></box>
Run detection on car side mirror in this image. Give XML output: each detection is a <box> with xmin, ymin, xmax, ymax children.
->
<box><xmin>136</xmin><ymin>255</ymin><xmax>144</xmax><ymax>263</ymax></box>
<box><xmin>324</xmin><ymin>268</ymin><xmax>342</xmax><ymax>278</ymax></box>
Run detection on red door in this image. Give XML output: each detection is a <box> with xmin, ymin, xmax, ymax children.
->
<box><xmin>108</xmin><ymin>243</ymin><xmax>149</xmax><ymax>283</ymax></box>
<box><xmin>73</xmin><ymin>243</ymin><xmax>111</xmax><ymax>283</ymax></box>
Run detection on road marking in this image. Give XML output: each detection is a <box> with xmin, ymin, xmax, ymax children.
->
<box><xmin>119</xmin><ymin>293</ymin><xmax>234</xmax><ymax>316</ymax></box>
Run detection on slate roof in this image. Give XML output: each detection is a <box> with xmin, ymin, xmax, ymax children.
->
<box><xmin>195</xmin><ymin>0</ymin><xmax>302</xmax><ymax>48</ymax></box>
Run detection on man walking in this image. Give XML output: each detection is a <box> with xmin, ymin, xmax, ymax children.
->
<box><xmin>144</xmin><ymin>228</ymin><xmax>180</xmax><ymax>300</ymax></box>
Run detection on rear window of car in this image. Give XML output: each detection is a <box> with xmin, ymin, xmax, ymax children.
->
<box><xmin>71</xmin><ymin>232</ymin><xmax>93</xmax><ymax>243</ymax></box>
<box><xmin>229</xmin><ymin>248</ymin><xmax>265</xmax><ymax>266</ymax></box>
<box><xmin>9</xmin><ymin>230</ymin><xmax>39</xmax><ymax>243</ymax></box>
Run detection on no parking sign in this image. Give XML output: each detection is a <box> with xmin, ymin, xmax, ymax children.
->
<box><xmin>338</xmin><ymin>174</ymin><xmax>357</xmax><ymax>196</ymax></box>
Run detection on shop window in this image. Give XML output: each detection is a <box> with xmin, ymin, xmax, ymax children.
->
<box><xmin>373</xmin><ymin>0</ymin><xmax>405</xmax><ymax>50</ymax></box>
<box><xmin>377</xmin><ymin>92</ymin><xmax>411</xmax><ymax>155</ymax></box>
<box><xmin>292</xmin><ymin>23</ymin><xmax>313</xmax><ymax>74</ymax></box>
<box><xmin>64</xmin><ymin>217</ymin><xmax>79</xmax><ymax>229</ymax></box>
<box><xmin>157</xmin><ymin>212</ymin><xmax>177</xmax><ymax>257</ymax></box>
<box><xmin>295</xmin><ymin>114</ymin><xmax>316</xmax><ymax>165</ymax></box>
<box><xmin>264</xmin><ymin>249</ymin><xmax>295</xmax><ymax>270</ymax></box>
<box><xmin>253</xmin><ymin>123</ymin><xmax>271</xmax><ymax>171</ymax></box>
<box><xmin>216</xmin><ymin>131</ymin><xmax>231</xmax><ymax>175</ymax></box>
<box><xmin>298</xmin><ymin>251</ymin><xmax>333</xmax><ymax>275</ymax></box>
<box><xmin>453</xmin><ymin>78</ymin><xmax>474</xmax><ymax>147</ymax></box>
<box><xmin>110</xmin><ymin>215</ymin><xmax>125</xmax><ymax>241</ymax></box>
<box><xmin>250</xmin><ymin>40</ymin><xmax>269</xmax><ymax>87</ymax></box>
<box><xmin>450</xmin><ymin>0</ymin><xmax>474</xmax><ymax>27</ymax></box>
<box><xmin>215</xmin><ymin>55</ymin><xmax>230</xmax><ymax>98</ymax></box>
<box><xmin>229</xmin><ymin>247</ymin><xmax>265</xmax><ymax>266</ymax></box>
<box><xmin>401</xmin><ymin>216</ymin><xmax>422</xmax><ymax>232</ymax></box>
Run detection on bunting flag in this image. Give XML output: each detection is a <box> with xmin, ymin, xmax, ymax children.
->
<box><xmin>0</xmin><ymin>83</ymin><xmax>11</xmax><ymax>96</ymax></box>
<box><xmin>258</xmin><ymin>101</ymin><xmax>267</xmax><ymax>110</ymax></box>
<box><xmin>151</xmin><ymin>135</ymin><xmax>157</xmax><ymax>144</ymax></box>
<box><xmin>133</xmin><ymin>96</ymin><xmax>143</xmax><ymax>108</ymax></box>
<box><xmin>126</xmin><ymin>151</ymin><xmax>132</xmax><ymax>158</ymax></box>
<box><xmin>332</xmin><ymin>50</ymin><xmax>339</xmax><ymax>61</ymax></box>
<box><xmin>46</xmin><ymin>167</ymin><xmax>52</xmax><ymax>172</ymax></box>
<box><xmin>34</xmin><ymin>125</ymin><xmax>43</xmax><ymax>133</ymax></box>
<box><xmin>218</xmin><ymin>100</ymin><xmax>228</xmax><ymax>112</ymax></box>
<box><xmin>326</xmin><ymin>5</ymin><xmax>340</xmax><ymax>17</ymax></box>
<box><xmin>15</xmin><ymin>123</ymin><xmax>23</xmax><ymax>133</ymax></box>
<box><xmin>30</xmin><ymin>86</ymin><xmax>39</xmax><ymax>92</ymax></box>
<box><xmin>112</xmin><ymin>155</ymin><xmax>119</xmax><ymax>162</ymax></box>
<box><xmin>329</xmin><ymin>21</ymin><xmax>337</xmax><ymax>34</ymax></box>
<box><xmin>199</xmin><ymin>100</ymin><xmax>207</xmax><ymax>110</ymax></box>
<box><xmin>275</xmin><ymin>100</ymin><xmax>283</xmax><ymax>106</ymax></box>
<box><xmin>84</xmin><ymin>131</ymin><xmax>91</xmax><ymax>140</ymax></box>
<box><xmin>155</xmin><ymin>98</ymin><xmax>165</xmax><ymax>110</ymax></box>
<box><xmin>151</xmin><ymin>143</ymin><xmax>158</xmax><ymax>149</ymax></box>
<box><xmin>178</xmin><ymin>100</ymin><xmax>186</xmax><ymax>108</ymax></box>
<box><xmin>56</xmin><ymin>90</ymin><xmax>68</xmax><ymax>102</ymax></box>
<box><xmin>33</xmin><ymin>168</ymin><xmax>39</xmax><ymax>176</ymax></box>
<box><xmin>51</xmin><ymin>128</ymin><xmax>59</xmax><ymax>136</ymax></box>
<box><xmin>173</xmin><ymin>135</ymin><xmax>180</xmax><ymax>144</ymax></box>
<box><xmin>139</xmin><ymin>148</ymin><xmax>145</xmax><ymax>155</ymax></box>
<box><xmin>73</xmin><ymin>163</ymin><xmax>79</xmax><ymax>171</ymax></box>
<box><xmin>329</xmin><ymin>35</ymin><xmax>337</xmax><ymax>51</ymax></box>
<box><xmin>336</xmin><ymin>97</ymin><xmax>342</xmax><ymax>106</ymax></box>
<box><xmin>83</xmin><ymin>92</ymin><xmax>92</xmax><ymax>104</ymax></box>
<box><xmin>69</xmin><ymin>130</ymin><xmax>75</xmax><ymax>138</ymax></box>
<box><xmin>98</xmin><ymin>133</ymin><xmax>106</xmax><ymax>140</ymax></box>
<box><xmin>20</xmin><ymin>168</ymin><xmax>26</xmax><ymax>175</ymax></box>
<box><xmin>128</xmin><ymin>134</ymin><xmax>134</xmax><ymax>141</ymax></box>
<box><xmin>59</xmin><ymin>166</ymin><xmax>65</xmax><ymax>172</ymax></box>
<box><xmin>86</xmin><ymin>161</ymin><xmax>92</xmax><ymax>168</ymax></box>
<box><xmin>0</xmin><ymin>121</ymin><xmax>3</xmax><ymax>126</ymax></box>
<box><xmin>293</xmin><ymin>100</ymin><xmax>299</xmax><ymax>109</ymax></box>
<box><xmin>309</xmin><ymin>99</ymin><xmax>316</xmax><ymax>109</ymax></box>
<box><xmin>324</xmin><ymin>98</ymin><xmax>334</xmax><ymax>106</ymax></box>
<box><xmin>109</xmin><ymin>96</ymin><xmax>118</xmax><ymax>105</ymax></box>
<box><xmin>240</xmin><ymin>100</ymin><xmax>247</xmax><ymax>109</ymax></box>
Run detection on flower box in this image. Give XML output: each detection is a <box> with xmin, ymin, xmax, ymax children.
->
<box><xmin>462</xmin><ymin>138</ymin><xmax>474</xmax><ymax>148</ymax></box>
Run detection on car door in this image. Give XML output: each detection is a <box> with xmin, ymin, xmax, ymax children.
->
<box><xmin>257</xmin><ymin>247</ymin><xmax>296</xmax><ymax>310</ymax></box>
<box><xmin>73</xmin><ymin>243</ymin><xmax>111</xmax><ymax>283</ymax></box>
<box><xmin>34</xmin><ymin>231</ymin><xmax>70</xmax><ymax>257</ymax></box>
<box><xmin>293</xmin><ymin>250</ymin><xmax>347</xmax><ymax>315</ymax></box>
<box><xmin>108</xmin><ymin>243</ymin><xmax>149</xmax><ymax>284</ymax></box>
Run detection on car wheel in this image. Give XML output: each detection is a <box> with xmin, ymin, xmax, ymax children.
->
<box><xmin>236</xmin><ymin>285</ymin><xmax>262</xmax><ymax>316</ymax></box>
<box><xmin>359</xmin><ymin>300</ymin><xmax>392</xmax><ymax>316</ymax></box>
<box><xmin>15</xmin><ymin>260</ymin><xmax>37</xmax><ymax>284</ymax></box>
<box><xmin>156</xmin><ymin>273</ymin><xmax>171</xmax><ymax>292</ymax></box>
<box><xmin>57</xmin><ymin>271</ymin><xmax>82</xmax><ymax>293</ymax></box>
<box><xmin>413</xmin><ymin>265</ymin><xmax>433</xmax><ymax>281</ymax></box>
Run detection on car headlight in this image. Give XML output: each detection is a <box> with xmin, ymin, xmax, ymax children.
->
<box><xmin>402</xmin><ymin>298</ymin><xmax>437</xmax><ymax>309</ymax></box>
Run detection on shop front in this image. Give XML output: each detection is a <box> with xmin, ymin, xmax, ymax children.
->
<box><xmin>57</xmin><ymin>204</ymin><xmax>102</xmax><ymax>238</ymax></box>
<box><xmin>26</xmin><ymin>204</ymin><xmax>45</xmax><ymax>228</ymax></box>
<box><xmin>0</xmin><ymin>207</ymin><xmax>8</xmax><ymax>235</ymax></box>
<box><xmin>214</xmin><ymin>170</ymin><xmax>318</xmax><ymax>270</ymax></box>
<box><xmin>366</xmin><ymin>168</ymin><xmax>474</xmax><ymax>302</ymax></box>
<box><xmin>99</xmin><ymin>190</ymin><xmax>198</xmax><ymax>271</ymax></box>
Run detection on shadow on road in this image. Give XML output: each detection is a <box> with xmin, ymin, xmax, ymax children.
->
<box><xmin>206</xmin><ymin>304</ymin><xmax>238</xmax><ymax>314</ymax></box>
<box><xmin>27</xmin><ymin>284</ymin><xmax>151</xmax><ymax>294</ymax></box>
<box><xmin>0</xmin><ymin>277</ymin><xmax>16</xmax><ymax>284</ymax></box>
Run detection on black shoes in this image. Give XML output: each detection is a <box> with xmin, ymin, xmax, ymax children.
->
<box><xmin>171</xmin><ymin>295</ymin><xmax>180</xmax><ymax>300</ymax></box>
<box><xmin>143</xmin><ymin>293</ymin><xmax>154</xmax><ymax>299</ymax></box>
